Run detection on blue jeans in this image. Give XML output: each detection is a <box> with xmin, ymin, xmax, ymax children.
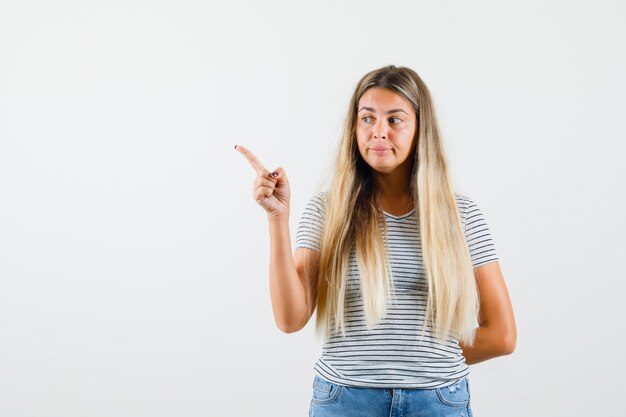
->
<box><xmin>309</xmin><ymin>374</ymin><xmax>474</xmax><ymax>417</ymax></box>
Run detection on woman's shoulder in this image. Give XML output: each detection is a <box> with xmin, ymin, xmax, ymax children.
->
<box><xmin>453</xmin><ymin>192</ymin><xmax>477</xmax><ymax>222</ymax></box>
<box><xmin>309</xmin><ymin>190</ymin><xmax>329</xmax><ymax>205</ymax></box>
<box><xmin>454</xmin><ymin>191</ymin><xmax>474</xmax><ymax>205</ymax></box>
<box><xmin>302</xmin><ymin>190</ymin><xmax>329</xmax><ymax>216</ymax></box>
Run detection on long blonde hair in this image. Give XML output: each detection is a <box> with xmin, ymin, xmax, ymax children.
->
<box><xmin>310</xmin><ymin>65</ymin><xmax>478</xmax><ymax>346</ymax></box>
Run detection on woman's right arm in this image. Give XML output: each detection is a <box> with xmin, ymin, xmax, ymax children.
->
<box><xmin>236</xmin><ymin>144</ymin><xmax>317</xmax><ymax>333</ymax></box>
<box><xmin>268</xmin><ymin>217</ymin><xmax>319</xmax><ymax>332</ymax></box>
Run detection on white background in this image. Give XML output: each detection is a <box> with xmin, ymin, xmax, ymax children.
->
<box><xmin>1</xmin><ymin>0</ymin><xmax>624</xmax><ymax>416</ymax></box>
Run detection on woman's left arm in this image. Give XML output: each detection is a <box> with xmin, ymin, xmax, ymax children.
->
<box><xmin>459</xmin><ymin>261</ymin><xmax>517</xmax><ymax>365</ymax></box>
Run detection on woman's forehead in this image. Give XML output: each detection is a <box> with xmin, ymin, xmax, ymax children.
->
<box><xmin>358</xmin><ymin>87</ymin><xmax>414</xmax><ymax>113</ymax></box>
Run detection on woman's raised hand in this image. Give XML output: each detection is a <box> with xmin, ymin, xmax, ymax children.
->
<box><xmin>235</xmin><ymin>144</ymin><xmax>290</xmax><ymax>219</ymax></box>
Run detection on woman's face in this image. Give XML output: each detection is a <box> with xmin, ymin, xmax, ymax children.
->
<box><xmin>355</xmin><ymin>87</ymin><xmax>417</xmax><ymax>177</ymax></box>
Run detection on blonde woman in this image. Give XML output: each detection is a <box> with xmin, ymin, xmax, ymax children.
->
<box><xmin>236</xmin><ymin>65</ymin><xmax>516</xmax><ymax>417</ymax></box>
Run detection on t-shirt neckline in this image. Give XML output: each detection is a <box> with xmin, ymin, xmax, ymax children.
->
<box><xmin>383</xmin><ymin>208</ymin><xmax>416</xmax><ymax>220</ymax></box>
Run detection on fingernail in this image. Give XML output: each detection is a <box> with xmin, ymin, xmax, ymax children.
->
<box><xmin>271</xmin><ymin>172</ymin><xmax>278</xmax><ymax>177</ymax></box>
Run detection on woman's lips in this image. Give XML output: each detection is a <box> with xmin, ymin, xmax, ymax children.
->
<box><xmin>370</xmin><ymin>147</ymin><xmax>390</xmax><ymax>154</ymax></box>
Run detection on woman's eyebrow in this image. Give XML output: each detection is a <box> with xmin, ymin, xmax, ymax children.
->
<box><xmin>358</xmin><ymin>106</ymin><xmax>409</xmax><ymax>115</ymax></box>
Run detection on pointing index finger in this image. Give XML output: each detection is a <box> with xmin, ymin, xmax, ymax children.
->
<box><xmin>235</xmin><ymin>144</ymin><xmax>268</xmax><ymax>174</ymax></box>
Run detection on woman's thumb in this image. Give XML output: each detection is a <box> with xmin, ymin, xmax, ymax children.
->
<box><xmin>270</xmin><ymin>167</ymin><xmax>288</xmax><ymax>183</ymax></box>
<box><xmin>270</xmin><ymin>167</ymin><xmax>285</xmax><ymax>179</ymax></box>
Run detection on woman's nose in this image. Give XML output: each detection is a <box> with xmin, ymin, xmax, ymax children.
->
<box><xmin>372</xmin><ymin>121</ymin><xmax>388</xmax><ymax>139</ymax></box>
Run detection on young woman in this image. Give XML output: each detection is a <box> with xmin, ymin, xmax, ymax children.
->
<box><xmin>236</xmin><ymin>65</ymin><xmax>516</xmax><ymax>417</ymax></box>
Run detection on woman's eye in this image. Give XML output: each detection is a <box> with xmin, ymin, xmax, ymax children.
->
<box><xmin>362</xmin><ymin>116</ymin><xmax>373</xmax><ymax>123</ymax></box>
<box><xmin>389</xmin><ymin>117</ymin><xmax>402</xmax><ymax>124</ymax></box>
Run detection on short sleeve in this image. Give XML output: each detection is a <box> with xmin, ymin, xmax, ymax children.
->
<box><xmin>294</xmin><ymin>192</ymin><xmax>327</xmax><ymax>252</ymax></box>
<box><xmin>460</xmin><ymin>195</ymin><xmax>499</xmax><ymax>268</ymax></box>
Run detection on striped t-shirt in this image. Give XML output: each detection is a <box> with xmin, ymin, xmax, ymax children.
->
<box><xmin>294</xmin><ymin>191</ymin><xmax>499</xmax><ymax>389</ymax></box>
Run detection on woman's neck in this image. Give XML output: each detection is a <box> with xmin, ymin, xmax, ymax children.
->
<box><xmin>375</xmin><ymin>173</ymin><xmax>414</xmax><ymax>215</ymax></box>
<box><xmin>369</xmin><ymin>157</ymin><xmax>415</xmax><ymax>215</ymax></box>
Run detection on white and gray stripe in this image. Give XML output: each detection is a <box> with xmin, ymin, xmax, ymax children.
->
<box><xmin>295</xmin><ymin>192</ymin><xmax>499</xmax><ymax>389</ymax></box>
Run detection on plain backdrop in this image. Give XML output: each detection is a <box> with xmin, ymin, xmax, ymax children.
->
<box><xmin>1</xmin><ymin>0</ymin><xmax>625</xmax><ymax>416</ymax></box>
